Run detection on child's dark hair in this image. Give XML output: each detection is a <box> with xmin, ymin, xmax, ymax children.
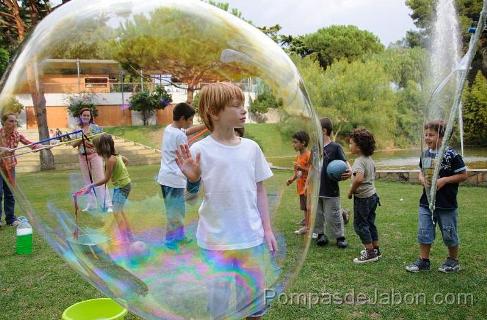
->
<box><xmin>424</xmin><ymin>120</ymin><xmax>446</xmax><ymax>137</ymax></box>
<box><xmin>94</xmin><ymin>133</ymin><xmax>117</xmax><ymax>159</ymax></box>
<box><xmin>320</xmin><ymin>117</ymin><xmax>333</xmax><ymax>136</ymax></box>
<box><xmin>292</xmin><ymin>130</ymin><xmax>310</xmax><ymax>147</ymax></box>
<box><xmin>350</xmin><ymin>128</ymin><xmax>375</xmax><ymax>156</ymax></box>
<box><xmin>173</xmin><ymin>102</ymin><xmax>196</xmax><ymax>121</ymax></box>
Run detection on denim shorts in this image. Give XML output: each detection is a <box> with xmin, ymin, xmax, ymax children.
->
<box><xmin>112</xmin><ymin>183</ymin><xmax>131</xmax><ymax>212</ymax></box>
<box><xmin>417</xmin><ymin>206</ymin><xmax>459</xmax><ymax>247</ymax></box>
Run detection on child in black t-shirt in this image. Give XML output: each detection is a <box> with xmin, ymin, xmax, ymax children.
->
<box><xmin>313</xmin><ymin>118</ymin><xmax>351</xmax><ymax>248</ymax></box>
<box><xmin>406</xmin><ymin>120</ymin><xmax>467</xmax><ymax>273</ymax></box>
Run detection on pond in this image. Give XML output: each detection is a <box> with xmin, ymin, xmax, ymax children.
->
<box><xmin>268</xmin><ymin>147</ymin><xmax>487</xmax><ymax>170</ymax></box>
<box><xmin>372</xmin><ymin>147</ymin><xmax>487</xmax><ymax>170</ymax></box>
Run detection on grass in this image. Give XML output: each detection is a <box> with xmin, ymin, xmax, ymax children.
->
<box><xmin>104</xmin><ymin>126</ymin><xmax>166</xmax><ymax>149</ymax></box>
<box><xmin>104</xmin><ymin>124</ymin><xmax>295</xmax><ymax>167</ymax></box>
<box><xmin>0</xmin><ymin>163</ymin><xmax>486</xmax><ymax>320</ymax></box>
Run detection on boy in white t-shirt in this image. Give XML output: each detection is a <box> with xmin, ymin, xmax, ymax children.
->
<box><xmin>157</xmin><ymin>102</ymin><xmax>204</xmax><ymax>249</ymax></box>
<box><xmin>175</xmin><ymin>82</ymin><xmax>277</xmax><ymax>319</ymax></box>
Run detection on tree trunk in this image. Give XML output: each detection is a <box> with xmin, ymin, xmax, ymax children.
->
<box><xmin>27</xmin><ymin>63</ymin><xmax>55</xmax><ymax>170</ymax></box>
<box><xmin>186</xmin><ymin>85</ymin><xmax>195</xmax><ymax>104</ymax></box>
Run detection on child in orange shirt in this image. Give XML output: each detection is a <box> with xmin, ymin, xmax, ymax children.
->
<box><xmin>287</xmin><ymin>131</ymin><xmax>311</xmax><ymax>235</ymax></box>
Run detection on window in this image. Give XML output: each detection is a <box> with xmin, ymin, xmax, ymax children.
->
<box><xmin>84</xmin><ymin>77</ymin><xmax>108</xmax><ymax>88</ymax></box>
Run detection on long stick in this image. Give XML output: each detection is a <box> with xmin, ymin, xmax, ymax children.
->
<box><xmin>1</xmin><ymin>132</ymin><xmax>104</xmax><ymax>159</ymax></box>
<box><xmin>188</xmin><ymin>128</ymin><xmax>209</xmax><ymax>144</ymax></box>
<box><xmin>11</xmin><ymin>129</ymin><xmax>83</xmax><ymax>152</ymax></box>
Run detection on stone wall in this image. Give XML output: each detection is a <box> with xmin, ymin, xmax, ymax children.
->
<box><xmin>376</xmin><ymin>169</ymin><xmax>487</xmax><ymax>187</ymax></box>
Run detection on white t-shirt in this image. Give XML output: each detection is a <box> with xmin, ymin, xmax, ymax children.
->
<box><xmin>190</xmin><ymin>135</ymin><xmax>273</xmax><ymax>250</ymax></box>
<box><xmin>157</xmin><ymin>124</ymin><xmax>188</xmax><ymax>188</ymax></box>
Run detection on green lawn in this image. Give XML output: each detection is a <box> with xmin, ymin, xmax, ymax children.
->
<box><xmin>0</xmin><ymin>163</ymin><xmax>486</xmax><ymax>320</ymax></box>
<box><xmin>104</xmin><ymin>124</ymin><xmax>296</xmax><ymax>167</ymax></box>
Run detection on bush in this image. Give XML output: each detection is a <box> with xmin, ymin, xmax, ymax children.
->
<box><xmin>0</xmin><ymin>96</ymin><xmax>24</xmax><ymax>116</ymax></box>
<box><xmin>67</xmin><ymin>94</ymin><xmax>98</xmax><ymax>118</ymax></box>
<box><xmin>129</xmin><ymin>86</ymin><xmax>172</xmax><ymax>125</ymax></box>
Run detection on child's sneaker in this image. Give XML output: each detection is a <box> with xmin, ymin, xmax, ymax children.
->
<box><xmin>438</xmin><ymin>257</ymin><xmax>461</xmax><ymax>273</ymax></box>
<box><xmin>405</xmin><ymin>258</ymin><xmax>431</xmax><ymax>272</ymax></box>
<box><xmin>336</xmin><ymin>238</ymin><xmax>348</xmax><ymax>249</ymax></box>
<box><xmin>316</xmin><ymin>234</ymin><xmax>328</xmax><ymax>246</ymax></box>
<box><xmin>294</xmin><ymin>226</ymin><xmax>307</xmax><ymax>235</ymax></box>
<box><xmin>360</xmin><ymin>248</ymin><xmax>382</xmax><ymax>258</ymax></box>
<box><xmin>353</xmin><ymin>249</ymin><xmax>379</xmax><ymax>264</ymax></box>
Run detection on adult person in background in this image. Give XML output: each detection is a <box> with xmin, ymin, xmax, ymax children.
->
<box><xmin>0</xmin><ymin>113</ymin><xmax>41</xmax><ymax>226</ymax></box>
<box><xmin>72</xmin><ymin>108</ymin><xmax>113</xmax><ymax>212</ymax></box>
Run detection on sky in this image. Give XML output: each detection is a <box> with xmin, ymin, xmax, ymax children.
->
<box><xmin>222</xmin><ymin>0</ymin><xmax>417</xmax><ymax>46</ymax></box>
<box><xmin>48</xmin><ymin>0</ymin><xmax>417</xmax><ymax>46</ymax></box>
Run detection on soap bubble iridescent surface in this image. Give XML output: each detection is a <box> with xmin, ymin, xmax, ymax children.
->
<box><xmin>0</xmin><ymin>0</ymin><xmax>321</xmax><ymax>319</ymax></box>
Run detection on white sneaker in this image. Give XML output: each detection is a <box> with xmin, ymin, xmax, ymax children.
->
<box><xmin>107</xmin><ymin>208</ymin><xmax>113</xmax><ymax>213</ymax></box>
<box><xmin>294</xmin><ymin>227</ymin><xmax>308</xmax><ymax>235</ymax></box>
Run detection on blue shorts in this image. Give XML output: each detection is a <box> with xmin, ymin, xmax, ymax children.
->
<box><xmin>112</xmin><ymin>183</ymin><xmax>131</xmax><ymax>212</ymax></box>
<box><xmin>417</xmin><ymin>206</ymin><xmax>459</xmax><ymax>247</ymax></box>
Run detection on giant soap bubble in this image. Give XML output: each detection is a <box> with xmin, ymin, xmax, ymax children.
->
<box><xmin>0</xmin><ymin>0</ymin><xmax>321</xmax><ymax>319</ymax></box>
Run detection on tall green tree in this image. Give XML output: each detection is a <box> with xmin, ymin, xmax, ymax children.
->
<box><xmin>0</xmin><ymin>47</ymin><xmax>8</xmax><ymax>75</ymax></box>
<box><xmin>113</xmin><ymin>7</ymin><xmax>255</xmax><ymax>104</ymax></box>
<box><xmin>294</xmin><ymin>54</ymin><xmax>397</xmax><ymax>147</ymax></box>
<box><xmin>249</xmin><ymin>82</ymin><xmax>282</xmax><ymax>117</ymax></box>
<box><xmin>45</xmin><ymin>15</ymin><xmax>114</xmax><ymax>59</ymax></box>
<box><xmin>406</xmin><ymin>0</ymin><xmax>487</xmax><ymax>79</ymax></box>
<box><xmin>319</xmin><ymin>59</ymin><xmax>396</xmax><ymax>147</ymax></box>
<box><xmin>463</xmin><ymin>73</ymin><xmax>487</xmax><ymax>144</ymax></box>
<box><xmin>373</xmin><ymin>46</ymin><xmax>428</xmax><ymax>88</ymax></box>
<box><xmin>301</xmin><ymin>25</ymin><xmax>384</xmax><ymax>70</ymax></box>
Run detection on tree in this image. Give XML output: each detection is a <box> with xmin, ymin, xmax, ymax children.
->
<box><xmin>45</xmin><ymin>15</ymin><xmax>114</xmax><ymax>59</ymax></box>
<box><xmin>0</xmin><ymin>0</ymin><xmax>53</xmax><ymax>52</ymax></box>
<box><xmin>129</xmin><ymin>86</ymin><xmax>172</xmax><ymax>126</ymax></box>
<box><xmin>205</xmin><ymin>0</ymin><xmax>250</xmax><ymax>23</ymax></box>
<box><xmin>406</xmin><ymin>0</ymin><xmax>487</xmax><ymax>79</ymax></box>
<box><xmin>113</xmin><ymin>7</ymin><xmax>256</xmax><ymax>104</ymax></box>
<box><xmin>258</xmin><ymin>24</ymin><xmax>283</xmax><ymax>43</ymax></box>
<box><xmin>301</xmin><ymin>25</ymin><xmax>384</xmax><ymax>70</ymax></box>
<box><xmin>249</xmin><ymin>83</ymin><xmax>282</xmax><ymax>118</ymax></box>
<box><xmin>462</xmin><ymin>73</ymin><xmax>487</xmax><ymax>144</ymax></box>
<box><xmin>0</xmin><ymin>1</ymin><xmax>62</xmax><ymax>170</ymax></box>
<box><xmin>67</xmin><ymin>94</ymin><xmax>97</xmax><ymax>118</ymax></box>
<box><xmin>296</xmin><ymin>56</ymin><xmax>397</xmax><ymax>147</ymax></box>
<box><xmin>0</xmin><ymin>95</ymin><xmax>24</xmax><ymax>115</ymax></box>
<box><xmin>0</xmin><ymin>47</ymin><xmax>8</xmax><ymax>75</ymax></box>
<box><xmin>373</xmin><ymin>47</ymin><xmax>428</xmax><ymax>88</ymax></box>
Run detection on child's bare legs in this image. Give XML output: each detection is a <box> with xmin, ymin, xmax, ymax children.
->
<box><xmin>448</xmin><ymin>245</ymin><xmax>458</xmax><ymax>260</ymax></box>
<box><xmin>113</xmin><ymin>211</ymin><xmax>134</xmax><ymax>243</ymax></box>
<box><xmin>420</xmin><ymin>243</ymin><xmax>431</xmax><ymax>259</ymax></box>
<box><xmin>110</xmin><ymin>184</ymin><xmax>132</xmax><ymax>244</ymax></box>
<box><xmin>294</xmin><ymin>196</ymin><xmax>309</xmax><ymax>235</ymax></box>
<box><xmin>305</xmin><ymin>208</ymin><xmax>310</xmax><ymax>231</ymax></box>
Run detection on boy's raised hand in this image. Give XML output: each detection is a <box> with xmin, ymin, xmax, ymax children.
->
<box><xmin>175</xmin><ymin>144</ymin><xmax>201</xmax><ymax>182</ymax></box>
